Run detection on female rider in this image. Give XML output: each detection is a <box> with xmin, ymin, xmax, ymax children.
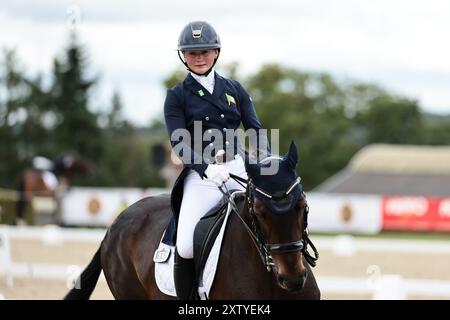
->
<box><xmin>164</xmin><ymin>21</ymin><xmax>269</xmax><ymax>299</ymax></box>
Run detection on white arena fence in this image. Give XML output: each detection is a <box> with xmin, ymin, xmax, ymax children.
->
<box><xmin>2</xmin><ymin>186</ymin><xmax>450</xmax><ymax>234</ymax></box>
<box><xmin>60</xmin><ymin>188</ymin><xmax>384</xmax><ymax>232</ymax></box>
<box><xmin>59</xmin><ymin>188</ymin><xmax>450</xmax><ymax>234</ymax></box>
<box><xmin>60</xmin><ymin>187</ymin><xmax>168</xmax><ymax>227</ymax></box>
<box><xmin>60</xmin><ymin>187</ymin><xmax>382</xmax><ymax>234</ymax></box>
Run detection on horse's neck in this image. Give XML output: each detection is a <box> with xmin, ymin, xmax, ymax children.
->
<box><xmin>223</xmin><ymin>200</ymin><xmax>255</xmax><ymax>262</ymax></box>
<box><xmin>211</xmin><ymin>201</ymin><xmax>277</xmax><ymax>298</ymax></box>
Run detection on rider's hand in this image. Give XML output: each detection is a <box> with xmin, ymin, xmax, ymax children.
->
<box><xmin>204</xmin><ymin>164</ymin><xmax>230</xmax><ymax>187</ymax></box>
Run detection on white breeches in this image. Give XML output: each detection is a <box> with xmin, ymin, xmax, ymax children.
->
<box><xmin>176</xmin><ymin>155</ymin><xmax>248</xmax><ymax>259</ymax></box>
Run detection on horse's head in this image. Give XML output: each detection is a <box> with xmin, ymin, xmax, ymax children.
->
<box><xmin>57</xmin><ymin>153</ymin><xmax>97</xmax><ymax>182</ymax></box>
<box><xmin>72</xmin><ymin>156</ymin><xmax>96</xmax><ymax>175</ymax></box>
<box><xmin>246</xmin><ymin>142</ymin><xmax>314</xmax><ymax>293</ymax></box>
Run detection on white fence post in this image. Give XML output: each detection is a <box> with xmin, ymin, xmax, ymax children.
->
<box><xmin>372</xmin><ymin>274</ymin><xmax>407</xmax><ymax>300</ymax></box>
<box><xmin>0</xmin><ymin>226</ymin><xmax>14</xmax><ymax>288</ymax></box>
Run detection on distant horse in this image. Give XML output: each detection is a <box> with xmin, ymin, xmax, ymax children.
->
<box><xmin>15</xmin><ymin>154</ymin><xmax>96</xmax><ymax>224</ymax></box>
<box><xmin>64</xmin><ymin>144</ymin><xmax>321</xmax><ymax>300</ymax></box>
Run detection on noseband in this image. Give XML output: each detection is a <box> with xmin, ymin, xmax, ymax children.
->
<box><xmin>223</xmin><ymin>174</ymin><xmax>319</xmax><ymax>273</ymax></box>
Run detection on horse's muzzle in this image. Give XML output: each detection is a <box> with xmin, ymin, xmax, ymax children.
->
<box><xmin>277</xmin><ymin>269</ymin><xmax>308</xmax><ymax>292</ymax></box>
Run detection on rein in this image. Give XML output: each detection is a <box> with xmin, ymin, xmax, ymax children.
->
<box><xmin>219</xmin><ymin>173</ymin><xmax>319</xmax><ymax>272</ymax></box>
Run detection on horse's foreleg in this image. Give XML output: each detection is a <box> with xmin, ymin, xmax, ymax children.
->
<box><xmin>15</xmin><ymin>180</ymin><xmax>29</xmax><ymax>222</ymax></box>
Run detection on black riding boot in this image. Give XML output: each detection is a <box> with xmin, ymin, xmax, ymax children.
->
<box><xmin>173</xmin><ymin>249</ymin><xmax>196</xmax><ymax>300</ymax></box>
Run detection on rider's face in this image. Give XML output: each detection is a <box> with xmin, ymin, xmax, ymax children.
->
<box><xmin>183</xmin><ymin>49</ymin><xmax>218</xmax><ymax>74</ymax></box>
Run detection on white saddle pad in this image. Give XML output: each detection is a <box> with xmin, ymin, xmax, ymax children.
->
<box><xmin>154</xmin><ymin>192</ymin><xmax>242</xmax><ymax>300</ymax></box>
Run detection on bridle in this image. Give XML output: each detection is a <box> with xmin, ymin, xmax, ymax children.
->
<box><xmin>220</xmin><ymin>174</ymin><xmax>319</xmax><ymax>273</ymax></box>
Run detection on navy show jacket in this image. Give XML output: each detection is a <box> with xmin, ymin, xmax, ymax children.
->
<box><xmin>164</xmin><ymin>72</ymin><xmax>268</xmax><ymax>177</ymax></box>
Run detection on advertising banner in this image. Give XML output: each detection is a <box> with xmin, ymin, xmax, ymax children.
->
<box><xmin>382</xmin><ymin>196</ymin><xmax>450</xmax><ymax>232</ymax></box>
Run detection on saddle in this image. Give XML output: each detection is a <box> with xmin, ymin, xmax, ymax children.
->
<box><xmin>192</xmin><ymin>194</ymin><xmax>230</xmax><ymax>285</ymax></box>
<box><xmin>154</xmin><ymin>190</ymin><xmax>244</xmax><ymax>299</ymax></box>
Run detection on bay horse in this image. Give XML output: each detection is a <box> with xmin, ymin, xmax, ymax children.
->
<box><xmin>15</xmin><ymin>153</ymin><xmax>96</xmax><ymax>224</ymax></box>
<box><xmin>64</xmin><ymin>143</ymin><xmax>320</xmax><ymax>299</ymax></box>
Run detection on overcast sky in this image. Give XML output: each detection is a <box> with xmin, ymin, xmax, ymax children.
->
<box><xmin>1</xmin><ymin>0</ymin><xmax>450</xmax><ymax>126</ymax></box>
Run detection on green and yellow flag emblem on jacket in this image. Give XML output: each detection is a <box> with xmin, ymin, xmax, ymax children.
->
<box><xmin>225</xmin><ymin>93</ymin><xmax>236</xmax><ymax>106</ymax></box>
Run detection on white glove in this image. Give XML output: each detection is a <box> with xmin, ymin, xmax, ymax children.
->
<box><xmin>204</xmin><ymin>164</ymin><xmax>230</xmax><ymax>187</ymax></box>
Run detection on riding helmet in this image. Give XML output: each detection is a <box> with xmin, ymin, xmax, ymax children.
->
<box><xmin>177</xmin><ymin>21</ymin><xmax>221</xmax><ymax>51</ymax></box>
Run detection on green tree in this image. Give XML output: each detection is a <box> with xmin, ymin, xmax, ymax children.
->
<box><xmin>92</xmin><ymin>91</ymin><xmax>165</xmax><ymax>188</ymax></box>
<box><xmin>363</xmin><ymin>96</ymin><xmax>423</xmax><ymax>144</ymax></box>
<box><xmin>96</xmin><ymin>91</ymin><xmax>143</xmax><ymax>186</ymax></box>
<box><xmin>421</xmin><ymin>114</ymin><xmax>450</xmax><ymax>145</ymax></box>
<box><xmin>0</xmin><ymin>49</ymin><xmax>52</xmax><ymax>187</ymax></box>
<box><xmin>244</xmin><ymin>64</ymin><xmax>360</xmax><ymax>188</ymax></box>
<box><xmin>48</xmin><ymin>34</ymin><xmax>103</xmax><ymax>160</ymax></box>
<box><xmin>0</xmin><ymin>49</ymin><xmax>28</xmax><ymax>187</ymax></box>
<box><xmin>103</xmin><ymin>91</ymin><xmax>134</xmax><ymax>135</ymax></box>
<box><xmin>164</xmin><ymin>68</ymin><xmax>187</xmax><ymax>89</ymax></box>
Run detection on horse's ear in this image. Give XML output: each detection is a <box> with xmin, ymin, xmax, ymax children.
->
<box><xmin>286</xmin><ymin>141</ymin><xmax>298</xmax><ymax>169</ymax></box>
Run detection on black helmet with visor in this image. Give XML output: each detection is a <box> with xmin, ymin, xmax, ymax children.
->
<box><xmin>177</xmin><ymin>21</ymin><xmax>221</xmax><ymax>76</ymax></box>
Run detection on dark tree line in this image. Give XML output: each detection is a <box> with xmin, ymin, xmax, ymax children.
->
<box><xmin>1</xmin><ymin>37</ymin><xmax>449</xmax><ymax>191</ymax></box>
<box><xmin>0</xmin><ymin>35</ymin><xmax>163</xmax><ymax>189</ymax></box>
<box><xmin>240</xmin><ymin>64</ymin><xmax>450</xmax><ymax>188</ymax></box>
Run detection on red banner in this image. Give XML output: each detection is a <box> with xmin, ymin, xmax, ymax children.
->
<box><xmin>382</xmin><ymin>196</ymin><xmax>450</xmax><ymax>232</ymax></box>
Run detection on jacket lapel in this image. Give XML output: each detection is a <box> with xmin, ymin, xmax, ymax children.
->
<box><xmin>184</xmin><ymin>73</ymin><xmax>226</xmax><ymax>112</ymax></box>
<box><xmin>212</xmin><ymin>73</ymin><xmax>227</xmax><ymax>101</ymax></box>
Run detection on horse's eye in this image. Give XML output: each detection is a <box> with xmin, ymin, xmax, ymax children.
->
<box><xmin>253</xmin><ymin>200</ymin><xmax>267</xmax><ymax>219</ymax></box>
